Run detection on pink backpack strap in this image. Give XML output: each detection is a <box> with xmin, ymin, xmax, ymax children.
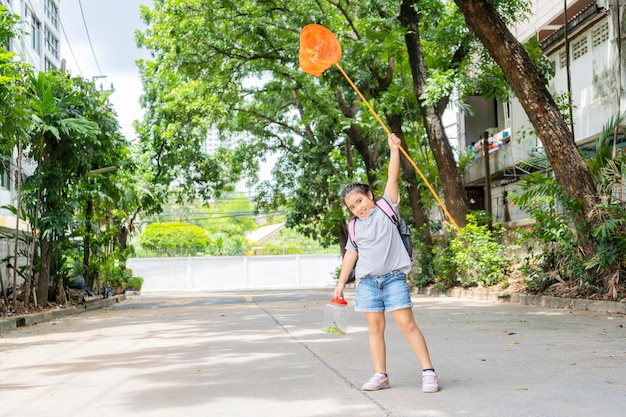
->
<box><xmin>348</xmin><ymin>218</ymin><xmax>357</xmax><ymax>249</ymax></box>
<box><xmin>376</xmin><ymin>198</ymin><xmax>399</xmax><ymax>224</ymax></box>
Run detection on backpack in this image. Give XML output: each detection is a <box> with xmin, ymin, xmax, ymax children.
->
<box><xmin>348</xmin><ymin>199</ymin><xmax>413</xmax><ymax>261</ymax></box>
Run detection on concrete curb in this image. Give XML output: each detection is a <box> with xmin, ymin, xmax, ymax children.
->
<box><xmin>0</xmin><ymin>294</ymin><xmax>126</xmax><ymax>334</ymax></box>
<box><xmin>414</xmin><ymin>286</ymin><xmax>626</xmax><ymax>314</ymax></box>
<box><xmin>343</xmin><ymin>283</ymin><xmax>626</xmax><ymax>314</ymax></box>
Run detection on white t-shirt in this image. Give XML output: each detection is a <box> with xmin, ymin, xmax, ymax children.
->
<box><xmin>345</xmin><ymin>192</ymin><xmax>412</xmax><ymax>280</ymax></box>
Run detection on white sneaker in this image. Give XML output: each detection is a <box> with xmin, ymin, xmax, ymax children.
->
<box><xmin>422</xmin><ymin>370</ymin><xmax>439</xmax><ymax>393</ymax></box>
<box><xmin>362</xmin><ymin>372</ymin><xmax>390</xmax><ymax>391</ymax></box>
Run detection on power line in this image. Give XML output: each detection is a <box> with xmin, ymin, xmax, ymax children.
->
<box><xmin>150</xmin><ymin>211</ymin><xmax>284</xmax><ymax>220</ymax></box>
<box><xmin>78</xmin><ymin>0</ymin><xmax>103</xmax><ymax>75</ymax></box>
<box><xmin>59</xmin><ymin>19</ymin><xmax>83</xmax><ymax>76</ymax></box>
<box><xmin>138</xmin><ymin>210</ymin><xmax>285</xmax><ymax>224</ymax></box>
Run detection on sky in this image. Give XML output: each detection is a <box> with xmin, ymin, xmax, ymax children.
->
<box><xmin>59</xmin><ymin>0</ymin><xmax>152</xmax><ymax>141</ymax></box>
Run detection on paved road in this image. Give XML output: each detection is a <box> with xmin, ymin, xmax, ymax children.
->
<box><xmin>1</xmin><ymin>289</ymin><xmax>624</xmax><ymax>417</ymax></box>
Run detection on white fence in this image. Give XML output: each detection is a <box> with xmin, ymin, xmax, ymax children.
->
<box><xmin>127</xmin><ymin>254</ymin><xmax>341</xmax><ymax>292</ymax></box>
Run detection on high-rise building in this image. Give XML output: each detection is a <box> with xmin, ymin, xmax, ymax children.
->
<box><xmin>1</xmin><ymin>0</ymin><xmax>61</xmax><ymax>240</ymax></box>
<box><xmin>3</xmin><ymin>0</ymin><xmax>61</xmax><ymax>72</ymax></box>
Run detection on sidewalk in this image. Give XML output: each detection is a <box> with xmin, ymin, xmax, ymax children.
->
<box><xmin>0</xmin><ymin>294</ymin><xmax>125</xmax><ymax>333</ymax></box>
<box><xmin>1</xmin><ymin>289</ymin><xmax>624</xmax><ymax>416</ymax></box>
<box><xmin>418</xmin><ymin>286</ymin><xmax>626</xmax><ymax>314</ymax></box>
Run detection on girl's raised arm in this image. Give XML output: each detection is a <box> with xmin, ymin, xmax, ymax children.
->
<box><xmin>385</xmin><ymin>133</ymin><xmax>401</xmax><ymax>204</ymax></box>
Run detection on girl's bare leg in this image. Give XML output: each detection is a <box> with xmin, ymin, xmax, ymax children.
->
<box><xmin>390</xmin><ymin>308</ymin><xmax>433</xmax><ymax>369</ymax></box>
<box><xmin>364</xmin><ymin>312</ymin><xmax>387</xmax><ymax>373</ymax></box>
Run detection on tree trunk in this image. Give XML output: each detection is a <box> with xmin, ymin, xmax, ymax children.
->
<box><xmin>336</xmin><ymin>89</ymin><xmax>378</xmax><ymax>185</ymax></box>
<box><xmin>83</xmin><ymin>199</ymin><xmax>93</xmax><ymax>288</ymax></box>
<box><xmin>37</xmin><ymin>237</ymin><xmax>52</xmax><ymax>307</ymax></box>
<box><xmin>453</xmin><ymin>0</ymin><xmax>600</xmax><ymax>246</ymax></box>
<box><xmin>13</xmin><ymin>137</ymin><xmax>23</xmax><ymax>308</ymax></box>
<box><xmin>31</xmin><ymin>135</ymin><xmax>44</xmax><ymax>308</ymax></box>
<box><xmin>346</xmin><ymin>126</ymin><xmax>378</xmax><ymax>186</ymax></box>
<box><xmin>0</xmin><ymin>268</ymin><xmax>8</xmax><ymax>316</ymax></box>
<box><xmin>399</xmin><ymin>0</ymin><xmax>470</xmax><ymax>228</ymax></box>
<box><xmin>339</xmin><ymin>223</ymin><xmax>349</xmax><ymax>257</ymax></box>
<box><xmin>27</xmin><ymin>216</ymin><xmax>39</xmax><ymax>308</ymax></box>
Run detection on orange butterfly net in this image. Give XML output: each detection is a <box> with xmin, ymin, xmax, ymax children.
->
<box><xmin>298</xmin><ymin>24</ymin><xmax>458</xmax><ymax>228</ymax></box>
<box><xmin>299</xmin><ymin>24</ymin><xmax>341</xmax><ymax>77</ymax></box>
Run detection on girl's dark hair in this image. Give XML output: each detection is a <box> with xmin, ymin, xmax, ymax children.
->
<box><xmin>340</xmin><ymin>182</ymin><xmax>372</xmax><ymax>205</ymax></box>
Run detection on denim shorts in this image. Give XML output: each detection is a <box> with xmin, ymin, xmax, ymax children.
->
<box><xmin>354</xmin><ymin>270</ymin><xmax>413</xmax><ymax>313</ymax></box>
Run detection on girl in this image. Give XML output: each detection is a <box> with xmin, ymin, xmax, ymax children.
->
<box><xmin>334</xmin><ymin>133</ymin><xmax>439</xmax><ymax>393</ymax></box>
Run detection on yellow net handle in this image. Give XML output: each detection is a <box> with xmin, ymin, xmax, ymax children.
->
<box><xmin>334</xmin><ymin>62</ymin><xmax>459</xmax><ymax>229</ymax></box>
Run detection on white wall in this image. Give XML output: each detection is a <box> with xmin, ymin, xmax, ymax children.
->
<box><xmin>127</xmin><ymin>254</ymin><xmax>342</xmax><ymax>292</ymax></box>
<box><xmin>547</xmin><ymin>19</ymin><xmax>618</xmax><ymax>141</ymax></box>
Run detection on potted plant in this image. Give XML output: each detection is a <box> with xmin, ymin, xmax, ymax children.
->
<box><xmin>123</xmin><ymin>269</ymin><xmax>144</xmax><ymax>292</ymax></box>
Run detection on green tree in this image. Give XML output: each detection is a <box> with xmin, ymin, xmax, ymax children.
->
<box><xmin>136</xmin><ymin>1</ymin><xmax>436</xmax><ymax>255</ymax></box>
<box><xmin>23</xmin><ymin>72</ymin><xmax>100</xmax><ymax>306</ymax></box>
<box><xmin>203</xmin><ymin>194</ymin><xmax>258</xmax><ymax>235</ymax></box>
<box><xmin>0</xmin><ymin>7</ymin><xmax>32</xmax><ymax>312</ymax></box>
<box><xmin>0</xmin><ymin>7</ymin><xmax>29</xmax><ymax>155</ymax></box>
<box><xmin>78</xmin><ymin>125</ymin><xmax>138</xmax><ymax>290</ymax></box>
<box><xmin>137</xmin><ymin>0</ymin><xmax>342</xmax><ymax>244</ymax></box>
<box><xmin>399</xmin><ymin>0</ymin><xmax>469</xmax><ymax>227</ymax></box>
<box><xmin>22</xmin><ymin>72</ymin><xmax>141</xmax><ymax>304</ymax></box>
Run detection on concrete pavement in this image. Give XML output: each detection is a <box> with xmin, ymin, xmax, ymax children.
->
<box><xmin>0</xmin><ymin>289</ymin><xmax>624</xmax><ymax>417</ymax></box>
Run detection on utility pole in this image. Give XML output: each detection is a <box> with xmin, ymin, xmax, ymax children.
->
<box><xmin>564</xmin><ymin>0</ymin><xmax>575</xmax><ymax>142</ymax></box>
<box><xmin>483</xmin><ymin>132</ymin><xmax>492</xmax><ymax>228</ymax></box>
<box><xmin>91</xmin><ymin>75</ymin><xmax>112</xmax><ymax>92</ymax></box>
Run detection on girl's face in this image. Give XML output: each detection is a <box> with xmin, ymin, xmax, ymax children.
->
<box><xmin>344</xmin><ymin>190</ymin><xmax>375</xmax><ymax>218</ymax></box>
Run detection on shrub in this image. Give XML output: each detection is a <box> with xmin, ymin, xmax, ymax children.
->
<box><xmin>124</xmin><ymin>274</ymin><xmax>144</xmax><ymax>291</ymax></box>
<box><xmin>139</xmin><ymin>222</ymin><xmax>210</xmax><ymax>256</ymax></box>
<box><xmin>433</xmin><ymin>214</ymin><xmax>509</xmax><ymax>289</ymax></box>
<box><xmin>409</xmin><ymin>225</ymin><xmax>437</xmax><ymax>287</ymax></box>
<box><xmin>509</xmin><ymin>177</ymin><xmax>587</xmax><ymax>293</ymax></box>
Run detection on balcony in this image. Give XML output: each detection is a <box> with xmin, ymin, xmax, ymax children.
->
<box><xmin>462</xmin><ymin>129</ymin><xmax>547</xmax><ymax>187</ymax></box>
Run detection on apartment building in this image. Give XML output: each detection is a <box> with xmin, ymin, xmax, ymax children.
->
<box><xmin>456</xmin><ymin>0</ymin><xmax>622</xmax><ymax>227</ymax></box>
<box><xmin>1</xmin><ymin>0</ymin><xmax>60</xmax><ymax>211</ymax></box>
<box><xmin>4</xmin><ymin>0</ymin><xmax>61</xmax><ymax>72</ymax></box>
<box><xmin>1</xmin><ymin>0</ymin><xmax>61</xmax><ymax>265</ymax></box>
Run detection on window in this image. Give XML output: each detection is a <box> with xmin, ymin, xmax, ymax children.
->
<box><xmin>0</xmin><ymin>163</ymin><xmax>10</xmax><ymax>191</ymax></box>
<box><xmin>45</xmin><ymin>0</ymin><xmax>59</xmax><ymax>29</ymax></box>
<box><xmin>30</xmin><ymin>11</ymin><xmax>41</xmax><ymax>53</ymax></box>
<box><xmin>592</xmin><ymin>22</ymin><xmax>609</xmax><ymax>48</ymax></box>
<box><xmin>45</xmin><ymin>26</ymin><xmax>58</xmax><ymax>58</ymax></box>
<box><xmin>559</xmin><ymin>50</ymin><xmax>567</xmax><ymax>69</ymax></box>
<box><xmin>45</xmin><ymin>57</ymin><xmax>56</xmax><ymax>71</ymax></box>
<box><xmin>572</xmin><ymin>37</ymin><xmax>588</xmax><ymax>60</ymax></box>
